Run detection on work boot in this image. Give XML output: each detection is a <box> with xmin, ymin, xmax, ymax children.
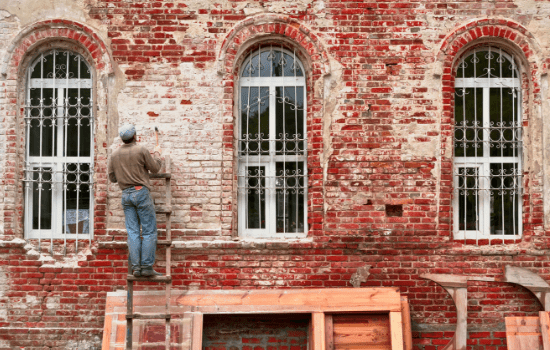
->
<box><xmin>141</xmin><ymin>267</ymin><xmax>162</xmax><ymax>277</ymax></box>
<box><xmin>132</xmin><ymin>269</ymin><xmax>141</xmax><ymax>277</ymax></box>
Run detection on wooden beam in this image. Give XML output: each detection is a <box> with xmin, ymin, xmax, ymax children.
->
<box><xmin>191</xmin><ymin>312</ymin><xmax>203</xmax><ymax>350</ymax></box>
<box><xmin>389</xmin><ymin>312</ymin><xmax>404</xmax><ymax>350</ymax></box>
<box><xmin>324</xmin><ymin>314</ymin><xmax>333</xmax><ymax>350</ymax></box>
<box><xmin>540</xmin><ymin>312</ymin><xmax>550</xmax><ymax>350</ymax></box>
<box><xmin>312</xmin><ymin>313</ymin><xmax>326</xmax><ymax>350</ymax></box>
<box><xmin>420</xmin><ymin>273</ymin><xmax>495</xmax><ymax>288</ymax></box>
<box><xmin>176</xmin><ymin>288</ymin><xmax>402</xmax><ymax>313</ymax></box>
<box><xmin>505</xmin><ymin>266</ymin><xmax>550</xmax><ymax>311</ymax></box>
<box><xmin>400</xmin><ymin>296</ymin><xmax>412</xmax><ymax>350</ymax></box>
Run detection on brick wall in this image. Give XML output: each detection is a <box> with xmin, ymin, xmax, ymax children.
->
<box><xmin>1</xmin><ymin>0</ymin><xmax>550</xmax><ymax>349</ymax></box>
<box><xmin>203</xmin><ymin>314</ymin><xmax>309</xmax><ymax>350</ymax></box>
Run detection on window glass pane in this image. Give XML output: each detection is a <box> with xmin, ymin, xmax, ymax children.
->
<box><xmin>32</xmin><ymin>167</ymin><xmax>52</xmax><ymax>230</ymax></box>
<box><xmin>30</xmin><ymin>56</ymin><xmax>42</xmax><ymax>79</ymax></box>
<box><xmin>29</xmin><ymin>88</ymin><xmax>57</xmax><ymax>157</ymax></box>
<box><xmin>55</xmin><ymin>51</ymin><xmax>67</xmax><ymax>78</ymax></box>
<box><xmin>457</xmin><ymin>51</ymin><xmax>487</xmax><ymax>78</ymax></box>
<box><xmin>457</xmin><ymin>167</ymin><xmax>479</xmax><ymax>231</ymax></box>
<box><xmin>276</xmin><ymin>87</ymin><xmax>305</xmax><ymax>156</ymax></box>
<box><xmin>490</xmin><ymin>88</ymin><xmax>519</xmax><ymax>157</ymax></box>
<box><xmin>494</xmin><ymin>52</ymin><xmax>514</xmax><ymax>78</ymax></box>
<box><xmin>260</xmin><ymin>50</ymin><xmax>271</xmax><ymax>77</ymax></box>
<box><xmin>240</xmin><ymin>87</ymin><xmax>270</xmax><ymax>155</ymax></box>
<box><xmin>80</xmin><ymin>58</ymin><xmax>91</xmax><ymax>79</ymax></box>
<box><xmin>68</xmin><ymin>52</ymin><xmax>79</xmax><ymax>79</ymax></box>
<box><xmin>283</xmin><ymin>52</ymin><xmax>303</xmax><ymax>77</ymax></box>
<box><xmin>63</xmin><ymin>163</ymin><xmax>91</xmax><ymax>234</ymax></box>
<box><xmin>242</xmin><ymin>51</ymin><xmax>260</xmax><ymax>77</ymax></box>
<box><xmin>458</xmin><ymin>50</ymin><xmax>517</xmax><ymax>79</ymax></box>
<box><xmin>66</xmin><ymin>88</ymin><xmax>92</xmax><ymax>157</ymax></box>
<box><xmin>276</xmin><ymin>162</ymin><xmax>305</xmax><ymax>233</ymax></box>
<box><xmin>242</xmin><ymin>49</ymin><xmax>304</xmax><ymax>78</ymax></box>
<box><xmin>42</xmin><ymin>53</ymin><xmax>54</xmax><ymax>79</ymax></box>
<box><xmin>271</xmin><ymin>50</ymin><xmax>284</xmax><ymax>77</ymax></box>
<box><xmin>246</xmin><ymin>166</ymin><xmax>265</xmax><ymax>229</ymax></box>
<box><xmin>454</xmin><ymin>88</ymin><xmax>483</xmax><ymax>157</ymax></box>
<box><xmin>490</xmin><ymin>163</ymin><xmax>520</xmax><ymax>235</ymax></box>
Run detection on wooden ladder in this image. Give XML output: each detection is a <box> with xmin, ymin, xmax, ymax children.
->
<box><xmin>125</xmin><ymin>155</ymin><xmax>172</xmax><ymax>350</ymax></box>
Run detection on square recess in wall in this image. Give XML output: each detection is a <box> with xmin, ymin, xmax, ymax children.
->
<box><xmin>385</xmin><ymin>205</ymin><xmax>403</xmax><ymax>217</ymax></box>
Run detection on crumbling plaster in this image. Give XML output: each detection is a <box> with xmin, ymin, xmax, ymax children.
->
<box><xmin>321</xmin><ymin>57</ymin><xmax>344</xmax><ymax>214</ymax></box>
<box><xmin>0</xmin><ymin>0</ymin><xmax>98</xmax><ymax>28</ymax></box>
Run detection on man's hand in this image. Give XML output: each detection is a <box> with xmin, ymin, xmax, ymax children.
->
<box><xmin>154</xmin><ymin>145</ymin><xmax>162</xmax><ymax>155</ymax></box>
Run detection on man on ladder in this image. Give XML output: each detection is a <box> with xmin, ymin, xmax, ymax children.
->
<box><xmin>108</xmin><ymin>123</ymin><xmax>163</xmax><ymax>277</ymax></box>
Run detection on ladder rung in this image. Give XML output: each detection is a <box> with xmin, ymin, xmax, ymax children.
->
<box><xmin>126</xmin><ymin>313</ymin><xmax>171</xmax><ymax>320</ymax></box>
<box><xmin>98</xmin><ymin>242</ymin><xmax>126</xmax><ymax>249</ymax></box>
<box><xmin>127</xmin><ymin>275</ymin><xmax>172</xmax><ymax>282</ymax></box>
<box><xmin>155</xmin><ymin>206</ymin><xmax>172</xmax><ymax>214</ymax></box>
<box><xmin>149</xmin><ymin>173</ymin><xmax>171</xmax><ymax>179</ymax></box>
<box><xmin>98</xmin><ymin>241</ymin><xmax>171</xmax><ymax>248</ymax></box>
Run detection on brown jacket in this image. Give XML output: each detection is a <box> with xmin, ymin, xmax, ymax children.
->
<box><xmin>108</xmin><ymin>141</ymin><xmax>161</xmax><ymax>191</ymax></box>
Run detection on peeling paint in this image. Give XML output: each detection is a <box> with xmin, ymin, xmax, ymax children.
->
<box><xmin>0</xmin><ymin>0</ymin><xmax>103</xmax><ymax>30</ymax></box>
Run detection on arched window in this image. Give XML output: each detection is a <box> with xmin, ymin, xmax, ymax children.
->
<box><xmin>24</xmin><ymin>50</ymin><xmax>94</xmax><ymax>241</ymax></box>
<box><xmin>238</xmin><ymin>46</ymin><xmax>307</xmax><ymax>238</ymax></box>
<box><xmin>453</xmin><ymin>47</ymin><xmax>522</xmax><ymax>239</ymax></box>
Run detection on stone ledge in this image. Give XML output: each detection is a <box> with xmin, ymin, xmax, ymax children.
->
<box><xmin>0</xmin><ymin>238</ymin><xmax>26</xmax><ymax>248</ymax></box>
<box><xmin>98</xmin><ymin>238</ymin><xmax>314</xmax><ymax>250</ymax></box>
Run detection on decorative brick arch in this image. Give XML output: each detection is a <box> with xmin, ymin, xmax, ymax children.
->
<box><xmin>217</xmin><ymin>14</ymin><xmax>329</xmax><ymax>238</ymax></box>
<box><xmin>436</xmin><ymin>18</ymin><xmax>543</xmax><ymax>243</ymax></box>
<box><xmin>1</xmin><ymin>19</ymin><xmax>113</xmax><ymax>79</ymax></box>
<box><xmin>217</xmin><ymin>14</ymin><xmax>330</xmax><ymax>77</ymax></box>
<box><xmin>0</xmin><ymin>19</ymin><xmax>113</xmax><ymax>239</ymax></box>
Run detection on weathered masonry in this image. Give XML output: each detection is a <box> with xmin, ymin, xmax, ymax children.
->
<box><xmin>2</xmin><ymin>0</ymin><xmax>550</xmax><ymax>349</ymax></box>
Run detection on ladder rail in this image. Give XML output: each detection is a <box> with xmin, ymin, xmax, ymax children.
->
<box><xmin>165</xmin><ymin>155</ymin><xmax>172</xmax><ymax>350</ymax></box>
<box><xmin>126</xmin><ymin>155</ymin><xmax>172</xmax><ymax>350</ymax></box>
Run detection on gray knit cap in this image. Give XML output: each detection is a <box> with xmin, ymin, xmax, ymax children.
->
<box><xmin>119</xmin><ymin>123</ymin><xmax>136</xmax><ymax>141</ymax></box>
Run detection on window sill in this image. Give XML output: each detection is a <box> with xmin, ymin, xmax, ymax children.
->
<box><xmin>174</xmin><ymin>238</ymin><xmax>313</xmax><ymax>250</ymax></box>
<box><xmin>454</xmin><ymin>232</ymin><xmax>522</xmax><ymax>241</ymax></box>
<box><xmin>447</xmin><ymin>242</ymin><xmax>530</xmax><ymax>256</ymax></box>
<box><xmin>0</xmin><ymin>238</ymin><xmax>26</xmax><ymax>248</ymax></box>
<box><xmin>98</xmin><ymin>238</ymin><xmax>314</xmax><ymax>250</ymax></box>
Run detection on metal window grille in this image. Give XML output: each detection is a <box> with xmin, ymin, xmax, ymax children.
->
<box><xmin>453</xmin><ymin>47</ymin><xmax>522</xmax><ymax>240</ymax></box>
<box><xmin>238</xmin><ymin>46</ymin><xmax>307</xmax><ymax>238</ymax></box>
<box><xmin>24</xmin><ymin>50</ymin><xmax>94</xmax><ymax>252</ymax></box>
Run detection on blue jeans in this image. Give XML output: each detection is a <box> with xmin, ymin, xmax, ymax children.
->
<box><xmin>122</xmin><ymin>186</ymin><xmax>157</xmax><ymax>272</ymax></box>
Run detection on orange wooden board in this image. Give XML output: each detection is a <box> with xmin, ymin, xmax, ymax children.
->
<box><xmin>540</xmin><ymin>312</ymin><xmax>550</xmax><ymax>350</ymax></box>
<box><xmin>175</xmin><ymin>288</ymin><xmax>402</xmax><ymax>313</ymax></box>
<box><xmin>332</xmin><ymin>314</ymin><xmax>391</xmax><ymax>350</ymax></box>
<box><xmin>505</xmin><ymin>316</ymin><xmax>543</xmax><ymax>350</ymax></box>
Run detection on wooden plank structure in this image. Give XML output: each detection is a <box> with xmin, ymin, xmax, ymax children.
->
<box><xmin>505</xmin><ymin>315</ymin><xmax>543</xmax><ymax>350</ymax></box>
<box><xmin>422</xmin><ymin>267</ymin><xmax>550</xmax><ymax>350</ymax></box>
<box><xmin>102</xmin><ymin>288</ymin><xmax>412</xmax><ymax>350</ymax></box>
<box><xmin>505</xmin><ymin>312</ymin><xmax>550</xmax><ymax>350</ymax></box>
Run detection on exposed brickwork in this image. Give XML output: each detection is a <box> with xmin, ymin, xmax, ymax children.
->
<box><xmin>0</xmin><ymin>0</ymin><xmax>550</xmax><ymax>349</ymax></box>
<box><xmin>203</xmin><ymin>314</ymin><xmax>309</xmax><ymax>350</ymax></box>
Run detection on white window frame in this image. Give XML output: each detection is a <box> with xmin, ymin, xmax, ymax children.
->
<box><xmin>453</xmin><ymin>47</ymin><xmax>523</xmax><ymax>240</ymax></box>
<box><xmin>238</xmin><ymin>46</ymin><xmax>308</xmax><ymax>239</ymax></box>
<box><xmin>24</xmin><ymin>49</ymin><xmax>94</xmax><ymax>245</ymax></box>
